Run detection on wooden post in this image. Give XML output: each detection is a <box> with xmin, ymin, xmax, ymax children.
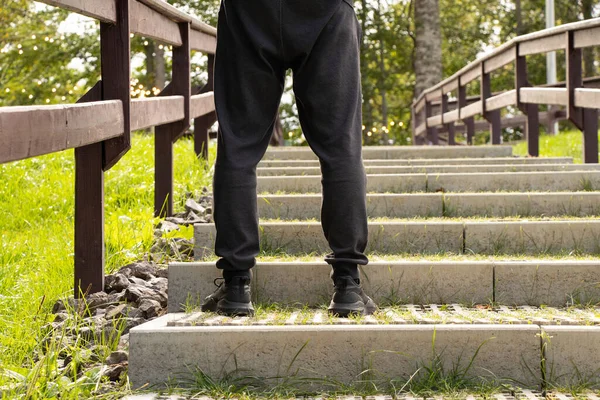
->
<box><xmin>458</xmin><ymin>78</ymin><xmax>475</xmax><ymax>145</ymax></box>
<box><xmin>425</xmin><ymin>100</ymin><xmax>439</xmax><ymax>145</ymax></box>
<box><xmin>100</xmin><ymin>0</ymin><xmax>131</xmax><ymax>170</ymax></box>
<box><xmin>480</xmin><ymin>63</ymin><xmax>502</xmax><ymax>145</ymax></box>
<box><xmin>567</xmin><ymin>31</ymin><xmax>598</xmax><ymax>163</ymax></box>
<box><xmin>194</xmin><ymin>54</ymin><xmax>215</xmax><ymax>159</ymax></box>
<box><xmin>74</xmin><ymin>82</ymin><xmax>105</xmax><ymax>297</ymax></box>
<box><xmin>155</xmin><ymin>22</ymin><xmax>191</xmax><ymax>218</ymax></box>
<box><xmin>441</xmin><ymin>94</ymin><xmax>456</xmax><ymax>145</ymax></box>
<box><xmin>516</xmin><ymin>47</ymin><xmax>540</xmax><ymax>157</ymax></box>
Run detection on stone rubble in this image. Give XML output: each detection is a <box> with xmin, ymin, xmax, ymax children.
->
<box><xmin>48</xmin><ymin>260</ymin><xmax>170</xmax><ymax>386</ymax></box>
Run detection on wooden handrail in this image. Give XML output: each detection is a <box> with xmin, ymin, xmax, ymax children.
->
<box><xmin>412</xmin><ymin>17</ymin><xmax>600</xmax><ymax>165</ymax></box>
<box><xmin>0</xmin><ymin>0</ymin><xmax>218</xmax><ymax>297</ymax></box>
<box><xmin>0</xmin><ymin>101</ymin><xmax>123</xmax><ymax>163</ymax></box>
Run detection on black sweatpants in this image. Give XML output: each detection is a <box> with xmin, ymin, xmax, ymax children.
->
<box><xmin>213</xmin><ymin>0</ymin><xmax>368</xmax><ymax>281</ymax></box>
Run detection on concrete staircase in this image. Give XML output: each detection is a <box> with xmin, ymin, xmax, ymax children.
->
<box><xmin>129</xmin><ymin>145</ymin><xmax>600</xmax><ymax>392</ymax></box>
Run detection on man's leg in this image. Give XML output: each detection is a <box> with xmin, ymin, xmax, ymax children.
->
<box><xmin>204</xmin><ymin>0</ymin><xmax>285</xmax><ymax>315</ymax></box>
<box><xmin>290</xmin><ymin>0</ymin><xmax>368</xmax><ymax>280</ymax></box>
<box><xmin>289</xmin><ymin>1</ymin><xmax>375</xmax><ymax>315</ymax></box>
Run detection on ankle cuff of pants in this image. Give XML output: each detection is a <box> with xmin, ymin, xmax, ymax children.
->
<box><xmin>223</xmin><ymin>269</ymin><xmax>252</xmax><ymax>282</ymax></box>
<box><xmin>330</xmin><ymin>263</ymin><xmax>359</xmax><ymax>280</ymax></box>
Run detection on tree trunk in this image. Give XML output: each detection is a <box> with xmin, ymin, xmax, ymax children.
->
<box><xmin>413</xmin><ymin>0</ymin><xmax>442</xmax><ymax>98</ymax></box>
<box><xmin>582</xmin><ymin>0</ymin><xmax>596</xmax><ymax>77</ymax></box>
<box><xmin>515</xmin><ymin>0</ymin><xmax>523</xmax><ymax>35</ymax></box>
<box><xmin>270</xmin><ymin>114</ymin><xmax>284</xmax><ymax>146</ymax></box>
<box><xmin>154</xmin><ymin>44</ymin><xmax>166</xmax><ymax>89</ymax></box>
<box><xmin>376</xmin><ymin>0</ymin><xmax>388</xmax><ymax>141</ymax></box>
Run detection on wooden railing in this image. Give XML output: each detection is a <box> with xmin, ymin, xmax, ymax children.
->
<box><xmin>411</xmin><ymin>18</ymin><xmax>600</xmax><ymax>163</ymax></box>
<box><xmin>0</xmin><ymin>0</ymin><xmax>218</xmax><ymax>297</ymax></box>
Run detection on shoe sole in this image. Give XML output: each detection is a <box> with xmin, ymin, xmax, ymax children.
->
<box><xmin>328</xmin><ymin>299</ymin><xmax>378</xmax><ymax>318</ymax></box>
<box><xmin>217</xmin><ymin>299</ymin><xmax>255</xmax><ymax>317</ymax></box>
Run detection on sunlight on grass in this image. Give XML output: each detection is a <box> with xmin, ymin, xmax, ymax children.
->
<box><xmin>0</xmin><ymin>133</ymin><xmax>214</xmax><ymax>397</ymax></box>
<box><xmin>512</xmin><ymin>129</ymin><xmax>600</xmax><ymax>164</ymax></box>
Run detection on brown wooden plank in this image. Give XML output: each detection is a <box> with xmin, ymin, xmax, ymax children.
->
<box><xmin>485</xmin><ymin>90</ymin><xmax>517</xmax><ymax>111</ymax></box>
<box><xmin>424</xmin><ymin>101</ymin><xmax>438</xmax><ymax>144</ymax></box>
<box><xmin>190</xmin><ymin>29</ymin><xmax>216</xmax><ymax>54</ymax></box>
<box><xmin>130</xmin><ymin>96</ymin><xmax>184</xmax><ymax>131</ymax></box>
<box><xmin>484</xmin><ymin>47</ymin><xmax>516</xmax><ymax>74</ymax></box>
<box><xmin>426</xmin><ymin>115</ymin><xmax>443</xmax><ymax>127</ymax></box>
<box><xmin>519</xmin><ymin>88</ymin><xmax>568</xmax><ymax>106</ymax></box>
<box><xmin>518</xmin><ymin>33</ymin><xmax>565</xmax><ymax>56</ymax></box>
<box><xmin>460</xmin><ymin>65</ymin><xmax>481</xmax><ymax>86</ymax></box>
<box><xmin>574</xmin><ymin>88</ymin><xmax>600</xmax><ymax>109</ymax></box>
<box><xmin>574</xmin><ymin>26</ymin><xmax>600</xmax><ymax>49</ymax></box>
<box><xmin>443</xmin><ymin>110</ymin><xmax>460</xmax><ymax>123</ymax></box>
<box><xmin>129</xmin><ymin>0</ymin><xmax>182</xmax><ymax>46</ymax></box>
<box><xmin>0</xmin><ymin>101</ymin><xmax>123</xmax><ymax>164</ymax></box>
<box><xmin>415</xmin><ymin>123</ymin><xmax>427</xmax><ymax>137</ymax></box>
<box><xmin>74</xmin><ymin>82</ymin><xmax>105</xmax><ymax>297</ymax></box>
<box><xmin>459</xmin><ymin>101</ymin><xmax>483</xmax><ymax>119</ymax></box>
<box><xmin>190</xmin><ymin>92</ymin><xmax>215</xmax><ymax>119</ymax></box>
<box><xmin>414</xmin><ymin>97</ymin><xmax>426</xmax><ymax>114</ymax></box>
<box><xmin>425</xmin><ymin>88</ymin><xmax>443</xmax><ymax>102</ymax></box>
<box><xmin>101</xmin><ymin>0</ymin><xmax>131</xmax><ymax>170</ymax></box>
<box><xmin>442</xmin><ymin>79</ymin><xmax>459</xmax><ymax>95</ymax></box>
<box><xmin>137</xmin><ymin>0</ymin><xmax>217</xmax><ymax>36</ymax></box>
<box><xmin>37</xmin><ymin>0</ymin><xmax>116</xmax><ymax>22</ymax></box>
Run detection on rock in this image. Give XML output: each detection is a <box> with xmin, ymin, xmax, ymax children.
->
<box><xmin>205</xmin><ymin>213</ymin><xmax>213</xmax><ymax>223</ymax></box>
<box><xmin>156</xmin><ymin>220</ymin><xmax>180</xmax><ymax>233</ymax></box>
<box><xmin>95</xmin><ymin>308</ymin><xmax>107</xmax><ymax>317</ymax></box>
<box><xmin>104</xmin><ymin>304</ymin><xmax>128</xmax><ymax>320</ymax></box>
<box><xmin>85</xmin><ymin>292</ymin><xmax>110</xmax><ymax>309</ymax></box>
<box><xmin>102</xmin><ymin>362</ymin><xmax>128</xmax><ymax>381</ymax></box>
<box><xmin>174</xmin><ymin>238</ymin><xmax>194</xmax><ymax>257</ymax></box>
<box><xmin>155</xmin><ymin>268</ymin><xmax>168</xmax><ymax>279</ymax></box>
<box><xmin>165</xmin><ymin>216</ymin><xmax>188</xmax><ymax>225</ymax></box>
<box><xmin>123</xmin><ymin>317</ymin><xmax>146</xmax><ymax>334</ymax></box>
<box><xmin>138</xmin><ymin>299</ymin><xmax>162</xmax><ymax>319</ymax></box>
<box><xmin>153</xmin><ymin>229</ymin><xmax>163</xmax><ymax>238</ymax></box>
<box><xmin>105</xmin><ymin>350</ymin><xmax>128</xmax><ymax>365</ymax></box>
<box><xmin>149</xmin><ymin>277</ymin><xmax>168</xmax><ymax>293</ymax></box>
<box><xmin>52</xmin><ymin>298</ymin><xmax>79</xmax><ymax>314</ymax></box>
<box><xmin>124</xmin><ymin>306</ymin><xmax>144</xmax><ymax>319</ymax></box>
<box><xmin>107</xmin><ymin>290</ymin><xmax>126</xmax><ymax>303</ymax></box>
<box><xmin>125</xmin><ymin>286</ymin><xmax>167</xmax><ymax>307</ymax></box>
<box><xmin>204</xmin><ymin>206</ymin><xmax>212</xmax><ymax>215</ymax></box>
<box><xmin>128</xmin><ymin>276</ymin><xmax>150</xmax><ymax>287</ymax></box>
<box><xmin>53</xmin><ymin>312</ymin><xmax>70</xmax><ymax>323</ymax></box>
<box><xmin>185</xmin><ymin>210</ymin><xmax>205</xmax><ymax>224</ymax></box>
<box><xmin>105</xmin><ymin>274</ymin><xmax>129</xmax><ymax>292</ymax></box>
<box><xmin>150</xmin><ymin>239</ymin><xmax>178</xmax><ymax>257</ymax></box>
<box><xmin>120</xmin><ymin>261</ymin><xmax>156</xmax><ymax>280</ymax></box>
<box><xmin>202</xmin><ymin>186</ymin><xmax>209</xmax><ymax>194</ymax></box>
<box><xmin>185</xmin><ymin>198</ymin><xmax>206</xmax><ymax>215</ymax></box>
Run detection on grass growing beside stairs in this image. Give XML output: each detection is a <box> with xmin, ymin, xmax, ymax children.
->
<box><xmin>0</xmin><ymin>134</ymin><xmax>214</xmax><ymax>398</ymax></box>
<box><xmin>512</xmin><ymin>129</ymin><xmax>600</xmax><ymax>164</ymax></box>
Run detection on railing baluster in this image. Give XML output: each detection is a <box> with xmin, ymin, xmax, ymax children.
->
<box><xmin>100</xmin><ymin>0</ymin><xmax>131</xmax><ymax>170</ymax></box>
<box><xmin>155</xmin><ymin>22</ymin><xmax>191</xmax><ymax>218</ymax></box>
<box><xmin>74</xmin><ymin>82</ymin><xmax>105</xmax><ymax>297</ymax></box>
<box><xmin>515</xmin><ymin>47</ymin><xmax>540</xmax><ymax>157</ymax></box>
<box><xmin>567</xmin><ymin>31</ymin><xmax>599</xmax><ymax>163</ymax></box>
<box><xmin>194</xmin><ymin>54</ymin><xmax>216</xmax><ymax>159</ymax></box>
<box><xmin>458</xmin><ymin>78</ymin><xmax>475</xmax><ymax>145</ymax></box>
<box><xmin>441</xmin><ymin>93</ymin><xmax>456</xmax><ymax>145</ymax></box>
<box><xmin>480</xmin><ymin>62</ymin><xmax>502</xmax><ymax>145</ymax></box>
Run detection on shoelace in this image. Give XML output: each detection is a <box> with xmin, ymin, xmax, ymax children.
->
<box><xmin>213</xmin><ymin>277</ymin><xmax>225</xmax><ymax>288</ymax></box>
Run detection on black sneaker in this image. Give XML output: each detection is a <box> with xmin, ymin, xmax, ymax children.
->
<box><xmin>200</xmin><ymin>274</ymin><xmax>255</xmax><ymax>317</ymax></box>
<box><xmin>328</xmin><ymin>276</ymin><xmax>378</xmax><ymax>317</ymax></box>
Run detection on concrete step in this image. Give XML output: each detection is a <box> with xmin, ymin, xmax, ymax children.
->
<box><xmin>259</xmin><ymin>156</ymin><xmax>573</xmax><ymax>167</ymax></box>
<box><xmin>258</xmin><ymin>192</ymin><xmax>600</xmax><ymax>219</ymax></box>
<box><xmin>129</xmin><ymin>315</ymin><xmax>600</xmax><ymax>389</ymax></box>
<box><xmin>257</xmin><ymin>171</ymin><xmax>600</xmax><ymax>193</ymax></box>
<box><xmin>257</xmin><ymin>163</ymin><xmax>600</xmax><ymax>176</ymax></box>
<box><xmin>130</xmin><ymin>320</ymin><xmax>541</xmax><ymax>389</ymax></box>
<box><xmin>167</xmin><ymin>260</ymin><xmax>600</xmax><ymax>311</ymax></box>
<box><xmin>262</xmin><ymin>145</ymin><xmax>513</xmax><ymax>160</ymax></box>
<box><xmin>194</xmin><ymin>220</ymin><xmax>600</xmax><ymax>257</ymax></box>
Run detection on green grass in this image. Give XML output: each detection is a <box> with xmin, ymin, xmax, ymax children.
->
<box><xmin>512</xmin><ymin>129</ymin><xmax>600</xmax><ymax>164</ymax></box>
<box><xmin>0</xmin><ymin>133</ymin><xmax>214</xmax><ymax>398</ymax></box>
